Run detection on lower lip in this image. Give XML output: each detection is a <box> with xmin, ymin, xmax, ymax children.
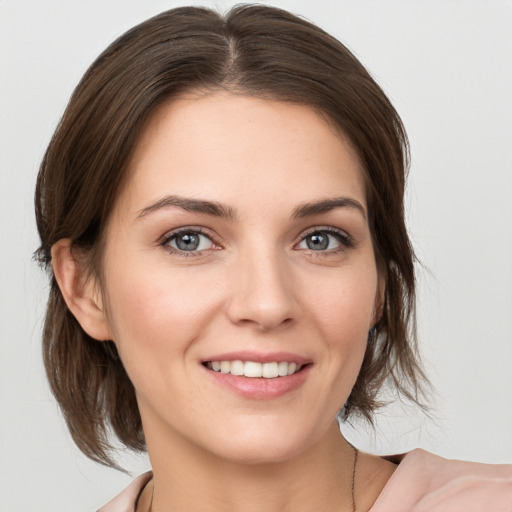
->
<box><xmin>203</xmin><ymin>365</ymin><xmax>312</xmax><ymax>400</ymax></box>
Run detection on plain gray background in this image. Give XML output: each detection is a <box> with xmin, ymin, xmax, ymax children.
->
<box><xmin>1</xmin><ymin>0</ymin><xmax>511</xmax><ymax>510</ymax></box>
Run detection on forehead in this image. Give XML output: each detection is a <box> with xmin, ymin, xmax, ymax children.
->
<box><xmin>117</xmin><ymin>92</ymin><xmax>367</xmax><ymax>216</ymax></box>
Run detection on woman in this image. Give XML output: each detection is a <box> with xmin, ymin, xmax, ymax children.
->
<box><xmin>34</xmin><ymin>5</ymin><xmax>512</xmax><ymax>511</ymax></box>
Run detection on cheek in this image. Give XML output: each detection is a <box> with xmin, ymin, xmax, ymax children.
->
<box><xmin>307</xmin><ymin>264</ymin><xmax>378</xmax><ymax>338</ymax></box>
<box><xmin>103</xmin><ymin>260</ymin><xmax>223</xmax><ymax>358</ymax></box>
<box><xmin>304</xmin><ymin>262</ymin><xmax>378</xmax><ymax>392</ymax></box>
<box><xmin>101</xmin><ymin>263</ymin><xmax>226</xmax><ymax>409</ymax></box>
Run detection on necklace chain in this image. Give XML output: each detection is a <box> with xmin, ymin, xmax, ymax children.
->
<box><xmin>145</xmin><ymin>445</ymin><xmax>358</xmax><ymax>512</ymax></box>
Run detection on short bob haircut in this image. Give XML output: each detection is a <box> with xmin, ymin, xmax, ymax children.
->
<box><xmin>35</xmin><ymin>4</ymin><xmax>428</xmax><ymax>468</ymax></box>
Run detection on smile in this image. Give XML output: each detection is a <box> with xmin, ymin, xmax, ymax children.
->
<box><xmin>204</xmin><ymin>360</ymin><xmax>303</xmax><ymax>378</ymax></box>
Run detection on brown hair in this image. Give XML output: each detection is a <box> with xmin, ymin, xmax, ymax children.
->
<box><xmin>35</xmin><ymin>4</ymin><xmax>429</xmax><ymax>468</ymax></box>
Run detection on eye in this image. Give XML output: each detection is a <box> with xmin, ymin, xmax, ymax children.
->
<box><xmin>162</xmin><ymin>229</ymin><xmax>216</xmax><ymax>254</ymax></box>
<box><xmin>296</xmin><ymin>228</ymin><xmax>352</xmax><ymax>252</ymax></box>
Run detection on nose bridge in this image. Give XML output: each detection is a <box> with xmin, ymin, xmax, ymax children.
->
<box><xmin>226</xmin><ymin>236</ymin><xmax>296</xmax><ymax>330</ymax></box>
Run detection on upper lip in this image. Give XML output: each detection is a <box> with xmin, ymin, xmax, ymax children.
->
<box><xmin>202</xmin><ymin>351</ymin><xmax>312</xmax><ymax>366</ymax></box>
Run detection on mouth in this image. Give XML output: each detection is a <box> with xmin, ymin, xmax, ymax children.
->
<box><xmin>203</xmin><ymin>360</ymin><xmax>306</xmax><ymax>378</ymax></box>
<box><xmin>201</xmin><ymin>352</ymin><xmax>312</xmax><ymax>399</ymax></box>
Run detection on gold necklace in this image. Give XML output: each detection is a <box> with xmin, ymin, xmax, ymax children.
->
<box><xmin>144</xmin><ymin>446</ymin><xmax>358</xmax><ymax>512</ymax></box>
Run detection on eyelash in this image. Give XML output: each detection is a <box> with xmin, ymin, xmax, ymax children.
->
<box><xmin>160</xmin><ymin>227</ymin><xmax>219</xmax><ymax>257</ymax></box>
<box><xmin>160</xmin><ymin>226</ymin><xmax>354</xmax><ymax>257</ymax></box>
<box><xmin>297</xmin><ymin>226</ymin><xmax>354</xmax><ymax>254</ymax></box>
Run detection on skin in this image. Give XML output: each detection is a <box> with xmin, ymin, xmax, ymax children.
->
<box><xmin>53</xmin><ymin>92</ymin><xmax>396</xmax><ymax>511</ymax></box>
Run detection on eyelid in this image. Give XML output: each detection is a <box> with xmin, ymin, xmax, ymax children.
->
<box><xmin>295</xmin><ymin>226</ymin><xmax>354</xmax><ymax>251</ymax></box>
<box><xmin>158</xmin><ymin>225</ymin><xmax>353</xmax><ymax>256</ymax></box>
<box><xmin>159</xmin><ymin>226</ymin><xmax>221</xmax><ymax>255</ymax></box>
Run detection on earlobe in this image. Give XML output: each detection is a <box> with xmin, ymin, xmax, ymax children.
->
<box><xmin>51</xmin><ymin>239</ymin><xmax>113</xmax><ymax>341</ymax></box>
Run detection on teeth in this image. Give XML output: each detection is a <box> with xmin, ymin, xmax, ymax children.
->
<box><xmin>262</xmin><ymin>362</ymin><xmax>278</xmax><ymax>378</ymax></box>
<box><xmin>278</xmin><ymin>361</ymin><xmax>288</xmax><ymax>376</ymax></box>
<box><xmin>206</xmin><ymin>360</ymin><xmax>302</xmax><ymax>378</ymax></box>
<box><xmin>244</xmin><ymin>361</ymin><xmax>262</xmax><ymax>378</ymax></box>
<box><xmin>231</xmin><ymin>360</ymin><xmax>244</xmax><ymax>376</ymax></box>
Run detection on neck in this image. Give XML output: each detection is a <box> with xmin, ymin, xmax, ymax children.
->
<box><xmin>144</xmin><ymin>421</ymin><xmax>357</xmax><ymax>512</ymax></box>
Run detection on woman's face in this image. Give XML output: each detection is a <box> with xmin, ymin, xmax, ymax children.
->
<box><xmin>100</xmin><ymin>92</ymin><xmax>382</xmax><ymax>464</ymax></box>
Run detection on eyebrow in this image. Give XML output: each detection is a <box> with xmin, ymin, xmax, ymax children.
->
<box><xmin>291</xmin><ymin>197</ymin><xmax>367</xmax><ymax>220</ymax></box>
<box><xmin>137</xmin><ymin>195</ymin><xmax>237</xmax><ymax>220</ymax></box>
<box><xmin>137</xmin><ymin>195</ymin><xmax>366</xmax><ymax>221</ymax></box>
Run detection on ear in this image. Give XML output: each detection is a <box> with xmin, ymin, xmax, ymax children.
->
<box><xmin>51</xmin><ymin>239</ymin><xmax>113</xmax><ymax>341</ymax></box>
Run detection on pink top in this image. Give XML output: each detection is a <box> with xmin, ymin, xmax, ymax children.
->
<box><xmin>97</xmin><ymin>449</ymin><xmax>512</xmax><ymax>512</ymax></box>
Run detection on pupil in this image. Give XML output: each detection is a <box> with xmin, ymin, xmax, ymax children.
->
<box><xmin>177</xmin><ymin>233</ymin><xmax>199</xmax><ymax>251</ymax></box>
<box><xmin>307</xmin><ymin>233</ymin><xmax>328</xmax><ymax>250</ymax></box>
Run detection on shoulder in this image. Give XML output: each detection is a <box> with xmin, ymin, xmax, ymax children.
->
<box><xmin>96</xmin><ymin>471</ymin><xmax>153</xmax><ymax>512</ymax></box>
<box><xmin>370</xmin><ymin>449</ymin><xmax>512</xmax><ymax>512</ymax></box>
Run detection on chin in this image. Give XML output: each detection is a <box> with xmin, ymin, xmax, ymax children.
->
<box><xmin>202</xmin><ymin>420</ymin><xmax>321</xmax><ymax>466</ymax></box>
<box><xmin>217</xmin><ymin>444</ymin><xmax>303</xmax><ymax>466</ymax></box>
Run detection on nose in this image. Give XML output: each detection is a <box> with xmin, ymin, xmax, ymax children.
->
<box><xmin>225</xmin><ymin>245</ymin><xmax>296</xmax><ymax>332</ymax></box>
